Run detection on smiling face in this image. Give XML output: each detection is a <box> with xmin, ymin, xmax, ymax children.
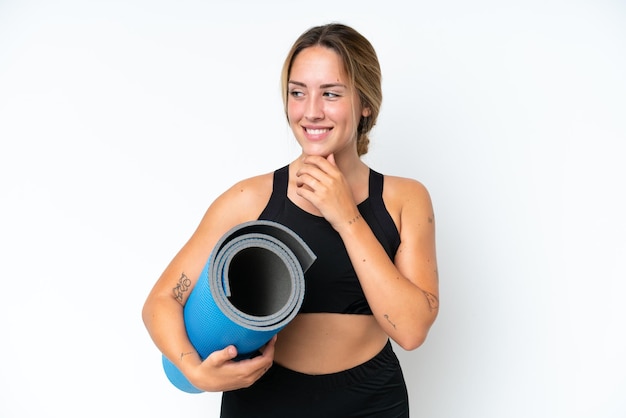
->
<box><xmin>287</xmin><ymin>45</ymin><xmax>371</xmax><ymax>158</ymax></box>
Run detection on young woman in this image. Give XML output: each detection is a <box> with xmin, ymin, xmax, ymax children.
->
<box><xmin>143</xmin><ymin>23</ymin><xmax>439</xmax><ymax>417</ymax></box>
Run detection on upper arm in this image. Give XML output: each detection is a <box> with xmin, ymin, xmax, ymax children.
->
<box><xmin>147</xmin><ymin>173</ymin><xmax>274</xmax><ymax>306</ymax></box>
<box><xmin>386</xmin><ymin>177</ymin><xmax>439</xmax><ymax>302</ymax></box>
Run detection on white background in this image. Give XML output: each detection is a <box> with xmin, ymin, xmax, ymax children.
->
<box><xmin>1</xmin><ymin>0</ymin><xmax>625</xmax><ymax>417</ymax></box>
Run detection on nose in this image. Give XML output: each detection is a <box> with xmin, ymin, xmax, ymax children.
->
<box><xmin>305</xmin><ymin>95</ymin><xmax>324</xmax><ymax>121</ymax></box>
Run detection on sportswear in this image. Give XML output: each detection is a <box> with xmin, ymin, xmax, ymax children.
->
<box><xmin>220</xmin><ymin>340</ymin><xmax>409</xmax><ymax>417</ymax></box>
<box><xmin>219</xmin><ymin>165</ymin><xmax>409</xmax><ymax>417</ymax></box>
<box><xmin>257</xmin><ymin>165</ymin><xmax>400</xmax><ymax>315</ymax></box>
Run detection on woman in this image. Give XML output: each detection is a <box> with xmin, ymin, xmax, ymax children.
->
<box><xmin>142</xmin><ymin>23</ymin><xmax>439</xmax><ymax>417</ymax></box>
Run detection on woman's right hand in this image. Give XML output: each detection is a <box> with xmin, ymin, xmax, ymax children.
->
<box><xmin>186</xmin><ymin>335</ymin><xmax>277</xmax><ymax>392</ymax></box>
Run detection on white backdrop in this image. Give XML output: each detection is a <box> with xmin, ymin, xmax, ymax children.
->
<box><xmin>1</xmin><ymin>0</ymin><xmax>625</xmax><ymax>417</ymax></box>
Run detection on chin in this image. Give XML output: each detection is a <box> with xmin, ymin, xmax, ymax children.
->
<box><xmin>300</xmin><ymin>145</ymin><xmax>331</xmax><ymax>158</ymax></box>
<box><xmin>304</xmin><ymin>151</ymin><xmax>330</xmax><ymax>158</ymax></box>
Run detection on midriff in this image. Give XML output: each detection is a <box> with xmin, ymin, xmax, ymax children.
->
<box><xmin>273</xmin><ymin>313</ymin><xmax>389</xmax><ymax>374</ymax></box>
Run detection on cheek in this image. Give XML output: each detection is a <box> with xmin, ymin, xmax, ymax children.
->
<box><xmin>327</xmin><ymin>105</ymin><xmax>354</xmax><ymax>127</ymax></box>
<box><xmin>286</xmin><ymin>101</ymin><xmax>302</xmax><ymax>123</ymax></box>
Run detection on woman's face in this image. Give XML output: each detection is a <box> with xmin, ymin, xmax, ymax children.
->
<box><xmin>287</xmin><ymin>45</ymin><xmax>370</xmax><ymax>158</ymax></box>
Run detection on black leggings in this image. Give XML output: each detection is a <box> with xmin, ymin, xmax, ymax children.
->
<box><xmin>220</xmin><ymin>340</ymin><xmax>409</xmax><ymax>418</ymax></box>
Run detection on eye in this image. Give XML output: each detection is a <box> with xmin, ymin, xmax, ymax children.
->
<box><xmin>323</xmin><ymin>91</ymin><xmax>341</xmax><ymax>99</ymax></box>
<box><xmin>289</xmin><ymin>89</ymin><xmax>304</xmax><ymax>98</ymax></box>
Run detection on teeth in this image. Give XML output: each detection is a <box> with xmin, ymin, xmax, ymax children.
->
<box><xmin>306</xmin><ymin>128</ymin><xmax>328</xmax><ymax>134</ymax></box>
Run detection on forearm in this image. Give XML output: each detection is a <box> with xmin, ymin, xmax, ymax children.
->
<box><xmin>142</xmin><ymin>293</ymin><xmax>201</xmax><ymax>374</ymax></box>
<box><xmin>337</xmin><ymin>217</ymin><xmax>438</xmax><ymax>350</ymax></box>
<box><xmin>142</xmin><ymin>286</ymin><xmax>276</xmax><ymax>393</ymax></box>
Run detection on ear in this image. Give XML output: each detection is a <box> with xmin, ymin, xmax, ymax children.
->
<box><xmin>361</xmin><ymin>106</ymin><xmax>371</xmax><ymax>117</ymax></box>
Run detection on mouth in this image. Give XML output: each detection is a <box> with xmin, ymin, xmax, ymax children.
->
<box><xmin>304</xmin><ymin>127</ymin><xmax>331</xmax><ymax>139</ymax></box>
<box><xmin>305</xmin><ymin>127</ymin><xmax>331</xmax><ymax>135</ymax></box>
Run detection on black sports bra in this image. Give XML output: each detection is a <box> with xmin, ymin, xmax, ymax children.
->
<box><xmin>258</xmin><ymin>165</ymin><xmax>401</xmax><ymax>315</ymax></box>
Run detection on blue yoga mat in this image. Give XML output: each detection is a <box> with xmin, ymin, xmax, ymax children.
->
<box><xmin>162</xmin><ymin>220</ymin><xmax>316</xmax><ymax>393</ymax></box>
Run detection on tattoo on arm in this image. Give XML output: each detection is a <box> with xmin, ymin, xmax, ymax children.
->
<box><xmin>180</xmin><ymin>351</ymin><xmax>195</xmax><ymax>361</ymax></box>
<box><xmin>173</xmin><ymin>272</ymin><xmax>191</xmax><ymax>304</ymax></box>
<box><xmin>384</xmin><ymin>314</ymin><xmax>397</xmax><ymax>329</ymax></box>
<box><xmin>421</xmin><ymin>289</ymin><xmax>440</xmax><ymax>312</ymax></box>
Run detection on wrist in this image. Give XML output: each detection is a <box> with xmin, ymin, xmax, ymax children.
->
<box><xmin>176</xmin><ymin>349</ymin><xmax>201</xmax><ymax>374</ymax></box>
<box><xmin>334</xmin><ymin>212</ymin><xmax>364</xmax><ymax>236</ymax></box>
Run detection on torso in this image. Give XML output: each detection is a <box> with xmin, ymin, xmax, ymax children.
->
<box><xmin>273</xmin><ymin>313</ymin><xmax>389</xmax><ymax>374</ymax></box>
<box><xmin>227</xmin><ymin>162</ymin><xmax>403</xmax><ymax>374</ymax></box>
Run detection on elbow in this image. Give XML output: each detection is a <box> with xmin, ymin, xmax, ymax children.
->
<box><xmin>141</xmin><ymin>300</ymin><xmax>152</xmax><ymax>328</ymax></box>
<box><xmin>396</xmin><ymin>308</ymin><xmax>439</xmax><ymax>350</ymax></box>
<box><xmin>141</xmin><ymin>294</ymin><xmax>160</xmax><ymax>329</ymax></box>
<box><xmin>395</xmin><ymin>317</ymin><xmax>437</xmax><ymax>351</ymax></box>
<box><xmin>395</xmin><ymin>332</ymin><xmax>427</xmax><ymax>351</ymax></box>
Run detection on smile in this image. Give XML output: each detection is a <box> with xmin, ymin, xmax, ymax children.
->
<box><xmin>305</xmin><ymin>128</ymin><xmax>330</xmax><ymax>135</ymax></box>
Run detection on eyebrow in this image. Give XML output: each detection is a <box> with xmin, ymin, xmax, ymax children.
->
<box><xmin>288</xmin><ymin>80</ymin><xmax>348</xmax><ymax>89</ymax></box>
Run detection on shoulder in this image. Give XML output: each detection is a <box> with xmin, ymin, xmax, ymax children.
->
<box><xmin>186</xmin><ymin>170</ymin><xmax>276</xmax><ymax>253</ymax></box>
<box><xmin>212</xmin><ymin>171</ymin><xmax>275</xmax><ymax>222</ymax></box>
<box><xmin>156</xmin><ymin>170</ymin><xmax>277</xmax><ymax>290</ymax></box>
<box><xmin>380</xmin><ymin>174</ymin><xmax>434</xmax><ymax>232</ymax></box>
<box><xmin>382</xmin><ymin>174</ymin><xmax>432</xmax><ymax>209</ymax></box>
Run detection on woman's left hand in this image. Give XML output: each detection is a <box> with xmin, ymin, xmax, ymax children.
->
<box><xmin>295</xmin><ymin>154</ymin><xmax>360</xmax><ymax>230</ymax></box>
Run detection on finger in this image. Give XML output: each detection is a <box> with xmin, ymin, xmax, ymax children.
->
<box><xmin>296</xmin><ymin>162</ymin><xmax>323</xmax><ymax>180</ymax></box>
<box><xmin>259</xmin><ymin>335</ymin><xmax>277</xmax><ymax>355</ymax></box>
<box><xmin>302</xmin><ymin>156</ymin><xmax>342</xmax><ymax>184</ymax></box>
<box><xmin>295</xmin><ymin>173</ymin><xmax>318</xmax><ymax>192</ymax></box>
<box><xmin>302</xmin><ymin>155</ymin><xmax>334</xmax><ymax>173</ymax></box>
<box><xmin>326</xmin><ymin>152</ymin><xmax>336</xmax><ymax>166</ymax></box>
<box><xmin>257</xmin><ymin>336</ymin><xmax>276</xmax><ymax>368</ymax></box>
<box><xmin>256</xmin><ymin>361</ymin><xmax>272</xmax><ymax>380</ymax></box>
<box><xmin>208</xmin><ymin>345</ymin><xmax>238</xmax><ymax>366</ymax></box>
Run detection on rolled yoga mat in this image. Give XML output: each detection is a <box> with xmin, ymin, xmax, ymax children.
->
<box><xmin>162</xmin><ymin>220</ymin><xmax>316</xmax><ymax>393</ymax></box>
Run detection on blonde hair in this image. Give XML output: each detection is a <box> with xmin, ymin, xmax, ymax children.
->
<box><xmin>281</xmin><ymin>23</ymin><xmax>382</xmax><ymax>156</ymax></box>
